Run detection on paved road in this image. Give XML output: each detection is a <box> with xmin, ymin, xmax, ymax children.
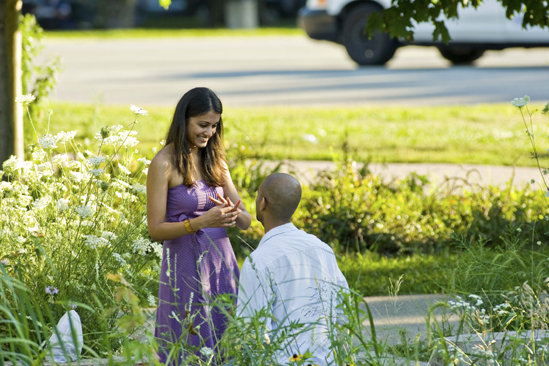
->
<box><xmin>43</xmin><ymin>36</ymin><xmax>549</xmax><ymax>107</ymax></box>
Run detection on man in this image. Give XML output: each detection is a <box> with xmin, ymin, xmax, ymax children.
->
<box><xmin>236</xmin><ymin>173</ymin><xmax>349</xmax><ymax>365</ymax></box>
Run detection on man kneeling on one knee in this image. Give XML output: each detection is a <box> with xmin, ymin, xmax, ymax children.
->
<box><xmin>237</xmin><ymin>173</ymin><xmax>349</xmax><ymax>365</ymax></box>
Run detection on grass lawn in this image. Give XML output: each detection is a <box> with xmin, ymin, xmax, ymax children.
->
<box><xmin>41</xmin><ymin>101</ymin><xmax>549</xmax><ymax>167</ymax></box>
<box><xmin>44</xmin><ymin>27</ymin><xmax>304</xmax><ymax>40</ymax></box>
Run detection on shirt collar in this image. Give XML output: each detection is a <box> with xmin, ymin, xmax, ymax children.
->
<box><xmin>257</xmin><ymin>222</ymin><xmax>297</xmax><ymax>248</ymax></box>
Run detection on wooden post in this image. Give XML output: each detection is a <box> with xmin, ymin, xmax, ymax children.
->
<box><xmin>0</xmin><ymin>0</ymin><xmax>23</xmax><ymax>165</ymax></box>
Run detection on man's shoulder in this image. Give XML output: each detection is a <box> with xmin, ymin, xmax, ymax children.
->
<box><xmin>248</xmin><ymin>228</ymin><xmax>334</xmax><ymax>267</ymax></box>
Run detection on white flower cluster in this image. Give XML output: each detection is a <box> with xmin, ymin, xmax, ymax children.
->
<box><xmin>84</xmin><ymin>235</ymin><xmax>111</xmax><ymax>249</ymax></box>
<box><xmin>448</xmin><ymin>295</ymin><xmax>490</xmax><ymax>326</ymax></box>
<box><xmin>38</xmin><ymin>134</ymin><xmax>58</xmax><ymax>150</ymax></box>
<box><xmin>89</xmin><ymin>169</ymin><xmax>105</xmax><ymax>177</ymax></box>
<box><xmin>130</xmin><ymin>104</ymin><xmax>148</xmax><ymax>116</ymax></box>
<box><xmin>76</xmin><ymin>204</ymin><xmax>95</xmax><ymax>219</ymax></box>
<box><xmin>132</xmin><ymin>237</ymin><xmax>154</xmax><ymax>256</ymax></box>
<box><xmin>112</xmin><ymin>253</ymin><xmax>127</xmax><ymax>266</ymax></box>
<box><xmin>132</xmin><ymin>183</ymin><xmax>146</xmax><ymax>195</ymax></box>
<box><xmin>55</xmin><ymin>131</ymin><xmax>77</xmax><ymax>143</ymax></box>
<box><xmin>88</xmin><ymin>156</ymin><xmax>106</xmax><ymax>166</ymax></box>
<box><xmin>101</xmin><ymin>231</ymin><xmax>117</xmax><ymax>241</ymax></box>
<box><xmin>147</xmin><ymin>294</ymin><xmax>156</xmax><ymax>307</ymax></box>
<box><xmin>32</xmin><ymin>150</ymin><xmax>47</xmax><ymax>162</ymax></box>
<box><xmin>511</xmin><ymin>95</ymin><xmax>530</xmax><ymax>108</ymax></box>
<box><xmin>33</xmin><ymin>195</ymin><xmax>52</xmax><ymax>211</ymax></box>
<box><xmin>137</xmin><ymin>157</ymin><xmax>151</xmax><ymax>166</ymax></box>
<box><xmin>493</xmin><ymin>302</ymin><xmax>511</xmax><ymax>315</ymax></box>
<box><xmin>15</xmin><ymin>94</ymin><xmax>36</xmax><ymax>104</ymax></box>
<box><xmin>56</xmin><ymin>198</ymin><xmax>70</xmax><ymax>211</ymax></box>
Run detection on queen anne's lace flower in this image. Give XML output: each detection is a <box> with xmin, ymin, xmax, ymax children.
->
<box><xmin>56</xmin><ymin>198</ymin><xmax>70</xmax><ymax>211</ymax></box>
<box><xmin>132</xmin><ymin>183</ymin><xmax>146</xmax><ymax>194</ymax></box>
<box><xmin>132</xmin><ymin>237</ymin><xmax>152</xmax><ymax>255</ymax></box>
<box><xmin>138</xmin><ymin>157</ymin><xmax>151</xmax><ymax>166</ymax></box>
<box><xmin>147</xmin><ymin>294</ymin><xmax>156</xmax><ymax>307</ymax></box>
<box><xmin>130</xmin><ymin>104</ymin><xmax>148</xmax><ymax>116</ymax></box>
<box><xmin>89</xmin><ymin>169</ymin><xmax>105</xmax><ymax>176</ymax></box>
<box><xmin>511</xmin><ymin>95</ymin><xmax>530</xmax><ymax>107</ymax></box>
<box><xmin>38</xmin><ymin>134</ymin><xmax>58</xmax><ymax>150</ymax></box>
<box><xmin>112</xmin><ymin>253</ymin><xmax>127</xmax><ymax>266</ymax></box>
<box><xmin>32</xmin><ymin>149</ymin><xmax>47</xmax><ymax>161</ymax></box>
<box><xmin>33</xmin><ymin>195</ymin><xmax>52</xmax><ymax>210</ymax></box>
<box><xmin>15</xmin><ymin>94</ymin><xmax>36</xmax><ymax>104</ymax></box>
<box><xmin>55</xmin><ymin>131</ymin><xmax>77</xmax><ymax>143</ymax></box>
<box><xmin>118</xmin><ymin>165</ymin><xmax>131</xmax><ymax>175</ymax></box>
<box><xmin>200</xmin><ymin>347</ymin><xmax>214</xmax><ymax>358</ymax></box>
<box><xmin>76</xmin><ymin>204</ymin><xmax>94</xmax><ymax>218</ymax></box>
<box><xmin>88</xmin><ymin>156</ymin><xmax>106</xmax><ymax>166</ymax></box>
<box><xmin>151</xmin><ymin>243</ymin><xmax>163</xmax><ymax>259</ymax></box>
<box><xmin>84</xmin><ymin>235</ymin><xmax>110</xmax><ymax>249</ymax></box>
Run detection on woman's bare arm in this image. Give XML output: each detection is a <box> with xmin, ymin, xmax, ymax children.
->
<box><xmin>147</xmin><ymin>154</ymin><xmax>242</xmax><ymax>241</ymax></box>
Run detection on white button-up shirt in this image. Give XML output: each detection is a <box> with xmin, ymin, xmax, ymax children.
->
<box><xmin>236</xmin><ymin>223</ymin><xmax>349</xmax><ymax>365</ymax></box>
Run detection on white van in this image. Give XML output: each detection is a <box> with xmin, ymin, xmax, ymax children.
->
<box><xmin>298</xmin><ymin>0</ymin><xmax>549</xmax><ymax>65</ymax></box>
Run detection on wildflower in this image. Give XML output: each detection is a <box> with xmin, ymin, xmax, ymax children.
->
<box><xmin>200</xmin><ymin>347</ymin><xmax>214</xmax><ymax>358</ymax></box>
<box><xmin>112</xmin><ymin>253</ymin><xmax>127</xmax><ymax>266</ymax></box>
<box><xmin>69</xmin><ymin>302</ymin><xmax>77</xmax><ymax>309</ymax></box>
<box><xmin>55</xmin><ymin>131</ymin><xmax>77</xmax><ymax>143</ymax></box>
<box><xmin>132</xmin><ymin>183</ymin><xmax>146</xmax><ymax>194</ymax></box>
<box><xmin>132</xmin><ymin>237</ymin><xmax>152</xmax><ymax>255</ymax></box>
<box><xmin>101</xmin><ymin>231</ymin><xmax>117</xmax><ymax>241</ymax></box>
<box><xmin>118</xmin><ymin>164</ymin><xmax>131</xmax><ymax>175</ymax></box>
<box><xmin>289</xmin><ymin>354</ymin><xmax>302</xmax><ymax>362</ymax></box>
<box><xmin>511</xmin><ymin>95</ymin><xmax>530</xmax><ymax>107</ymax></box>
<box><xmin>89</xmin><ymin>169</ymin><xmax>105</xmax><ymax>176</ymax></box>
<box><xmin>137</xmin><ymin>157</ymin><xmax>151</xmax><ymax>166</ymax></box>
<box><xmin>46</xmin><ymin>286</ymin><xmax>59</xmax><ymax>295</ymax></box>
<box><xmin>33</xmin><ymin>196</ymin><xmax>52</xmax><ymax>210</ymax></box>
<box><xmin>84</xmin><ymin>235</ymin><xmax>110</xmax><ymax>249</ymax></box>
<box><xmin>159</xmin><ymin>140</ymin><xmax>166</xmax><ymax>146</ymax></box>
<box><xmin>88</xmin><ymin>156</ymin><xmax>106</xmax><ymax>166</ymax></box>
<box><xmin>151</xmin><ymin>243</ymin><xmax>163</xmax><ymax>259</ymax></box>
<box><xmin>143</xmin><ymin>168</ymin><xmax>149</xmax><ymax>175</ymax></box>
<box><xmin>38</xmin><ymin>134</ymin><xmax>58</xmax><ymax>150</ymax></box>
<box><xmin>516</xmin><ymin>227</ymin><xmax>522</xmax><ymax>232</ymax></box>
<box><xmin>129</xmin><ymin>104</ymin><xmax>148</xmax><ymax>116</ymax></box>
<box><xmin>147</xmin><ymin>294</ymin><xmax>156</xmax><ymax>307</ymax></box>
<box><xmin>0</xmin><ymin>259</ymin><xmax>8</xmax><ymax>265</ymax></box>
<box><xmin>76</xmin><ymin>205</ymin><xmax>94</xmax><ymax>219</ymax></box>
<box><xmin>15</xmin><ymin>94</ymin><xmax>36</xmax><ymax>104</ymax></box>
<box><xmin>32</xmin><ymin>149</ymin><xmax>47</xmax><ymax>161</ymax></box>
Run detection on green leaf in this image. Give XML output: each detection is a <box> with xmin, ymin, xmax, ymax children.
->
<box><xmin>542</xmin><ymin>102</ymin><xmax>549</xmax><ymax>115</ymax></box>
<box><xmin>433</xmin><ymin>20</ymin><xmax>451</xmax><ymax>43</ymax></box>
<box><xmin>366</xmin><ymin>12</ymin><xmax>384</xmax><ymax>39</ymax></box>
<box><xmin>158</xmin><ymin>0</ymin><xmax>171</xmax><ymax>10</ymax></box>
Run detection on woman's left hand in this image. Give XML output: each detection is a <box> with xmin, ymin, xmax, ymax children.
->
<box><xmin>209</xmin><ymin>193</ymin><xmax>241</xmax><ymax>217</ymax></box>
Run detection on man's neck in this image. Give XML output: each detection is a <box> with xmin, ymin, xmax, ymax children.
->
<box><xmin>263</xmin><ymin>219</ymin><xmax>292</xmax><ymax>235</ymax></box>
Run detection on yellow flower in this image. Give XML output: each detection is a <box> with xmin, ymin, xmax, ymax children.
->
<box><xmin>289</xmin><ymin>354</ymin><xmax>302</xmax><ymax>362</ymax></box>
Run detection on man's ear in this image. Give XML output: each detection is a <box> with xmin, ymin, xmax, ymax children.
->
<box><xmin>260</xmin><ymin>197</ymin><xmax>267</xmax><ymax>211</ymax></box>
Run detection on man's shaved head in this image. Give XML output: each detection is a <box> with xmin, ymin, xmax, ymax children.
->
<box><xmin>257</xmin><ymin>173</ymin><xmax>301</xmax><ymax>223</ymax></box>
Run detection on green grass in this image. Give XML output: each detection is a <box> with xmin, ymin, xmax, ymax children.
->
<box><xmin>40</xmin><ymin>101</ymin><xmax>549</xmax><ymax>167</ymax></box>
<box><xmin>237</xmin><ymin>252</ymin><xmax>452</xmax><ymax>296</ymax></box>
<box><xmin>44</xmin><ymin>27</ymin><xmax>304</xmax><ymax>40</ymax></box>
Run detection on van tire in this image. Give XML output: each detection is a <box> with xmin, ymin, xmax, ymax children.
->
<box><xmin>438</xmin><ymin>46</ymin><xmax>485</xmax><ymax>64</ymax></box>
<box><xmin>342</xmin><ymin>3</ymin><xmax>398</xmax><ymax>66</ymax></box>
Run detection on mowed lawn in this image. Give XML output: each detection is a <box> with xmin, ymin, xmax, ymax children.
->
<box><xmin>42</xmin><ymin>101</ymin><xmax>549</xmax><ymax>166</ymax></box>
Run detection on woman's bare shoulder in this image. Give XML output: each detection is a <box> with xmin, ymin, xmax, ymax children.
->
<box><xmin>150</xmin><ymin>145</ymin><xmax>175</xmax><ymax>174</ymax></box>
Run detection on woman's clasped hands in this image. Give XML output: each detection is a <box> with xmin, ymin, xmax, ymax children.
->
<box><xmin>198</xmin><ymin>193</ymin><xmax>242</xmax><ymax>228</ymax></box>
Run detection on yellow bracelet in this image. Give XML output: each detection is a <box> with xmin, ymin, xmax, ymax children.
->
<box><xmin>184</xmin><ymin>219</ymin><xmax>196</xmax><ymax>234</ymax></box>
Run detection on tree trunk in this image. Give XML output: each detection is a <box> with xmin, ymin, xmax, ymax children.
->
<box><xmin>0</xmin><ymin>0</ymin><xmax>23</xmax><ymax>165</ymax></box>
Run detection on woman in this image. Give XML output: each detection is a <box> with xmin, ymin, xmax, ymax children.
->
<box><xmin>147</xmin><ymin>87</ymin><xmax>251</xmax><ymax>363</ymax></box>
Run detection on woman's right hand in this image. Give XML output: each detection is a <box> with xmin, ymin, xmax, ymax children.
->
<box><xmin>194</xmin><ymin>203</ymin><xmax>242</xmax><ymax>229</ymax></box>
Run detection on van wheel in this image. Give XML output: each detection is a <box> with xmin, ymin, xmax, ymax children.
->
<box><xmin>438</xmin><ymin>46</ymin><xmax>485</xmax><ymax>64</ymax></box>
<box><xmin>342</xmin><ymin>3</ymin><xmax>398</xmax><ymax>66</ymax></box>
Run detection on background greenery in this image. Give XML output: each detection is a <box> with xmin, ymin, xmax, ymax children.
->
<box><xmin>40</xmin><ymin>101</ymin><xmax>549</xmax><ymax>167</ymax></box>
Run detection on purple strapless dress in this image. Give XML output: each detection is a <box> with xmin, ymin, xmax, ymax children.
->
<box><xmin>155</xmin><ymin>180</ymin><xmax>240</xmax><ymax>364</ymax></box>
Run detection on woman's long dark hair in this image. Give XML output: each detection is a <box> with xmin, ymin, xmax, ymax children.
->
<box><xmin>165</xmin><ymin>87</ymin><xmax>226</xmax><ymax>187</ymax></box>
